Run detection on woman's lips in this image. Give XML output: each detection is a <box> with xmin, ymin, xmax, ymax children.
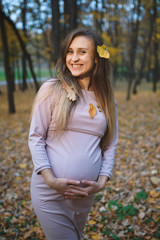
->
<box><xmin>71</xmin><ymin>64</ymin><xmax>82</xmax><ymax>69</ymax></box>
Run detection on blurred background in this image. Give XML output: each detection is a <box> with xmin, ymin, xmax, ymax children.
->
<box><xmin>0</xmin><ymin>0</ymin><xmax>160</xmax><ymax>113</ymax></box>
<box><xmin>0</xmin><ymin>1</ymin><xmax>160</xmax><ymax>239</ymax></box>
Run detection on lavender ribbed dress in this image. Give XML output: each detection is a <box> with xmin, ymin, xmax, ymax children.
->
<box><xmin>28</xmin><ymin>79</ymin><xmax>118</xmax><ymax>240</ymax></box>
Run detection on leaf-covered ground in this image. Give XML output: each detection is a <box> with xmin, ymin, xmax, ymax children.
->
<box><xmin>0</xmin><ymin>83</ymin><xmax>160</xmax><ymax>240</ymax></box>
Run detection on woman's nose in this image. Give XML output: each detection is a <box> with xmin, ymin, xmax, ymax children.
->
<box><xmin>72</xmin><ymin>53</ymin><xmax>79</xmax><ymax>61</ymax></box>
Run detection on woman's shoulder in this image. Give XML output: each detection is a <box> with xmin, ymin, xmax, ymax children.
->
<box><xmin>41</xmin><ymin>78</ymin><xmax>58</xmax><ymax>88</ymax></box>
<box><xmin>38</xmin><ymin>78</ymin><xmax>58</xmax><ymax>93</ymax></box>
<box><xmin>35</xmin><ymin>78</ymin><xmax>59</xmax><ymax>102</ymax></box>
<box><xmin>46</xmin><ymin>78</ymin><xmax>58</xmax><ymax>84</ymax></box>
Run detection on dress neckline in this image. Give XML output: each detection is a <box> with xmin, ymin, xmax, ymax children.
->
<box><xmin>81</xmin><ymin>89</ymin><xmax>94</xmax><ymax>94</ymax></box>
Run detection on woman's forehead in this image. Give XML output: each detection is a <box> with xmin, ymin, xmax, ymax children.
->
<box><xmin>69</xmin><ymin>36</ymin><xmax>94</xmax><ymax>49</ymax></box>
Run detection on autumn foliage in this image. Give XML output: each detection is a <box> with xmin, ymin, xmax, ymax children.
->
<box><xmin>0</xmin><ymin>84</ymin><xmax>160</xmax><ymax>239</ymax></box>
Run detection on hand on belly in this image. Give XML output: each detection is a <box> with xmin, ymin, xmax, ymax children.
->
<box><xmin>64</xmin><ymin>178</ymin><xmax>106</xmax><ymax>199</ymax></box>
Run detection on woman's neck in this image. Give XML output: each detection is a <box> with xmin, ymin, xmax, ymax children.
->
<box><xmin>78</xmin><ymin>77</ymin><xmax>93</xmax><ymax>91</ymax></box>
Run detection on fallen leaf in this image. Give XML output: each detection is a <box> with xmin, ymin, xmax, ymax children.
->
<box><xmin>18</xmin><ymin>163</ymin><xmax>27</xmax><ymax>169</ymax></box>
<box><xmin>88</xmin><ymin>220</ymin><xmax>96</xmax><ymax>225</ymax></box>
<box><xmin>150</xmin><ymin>177</ymin><xmax>160</xmax><ymax>186</ymax></box>
<box><xmin>89</xmin><ymin>104</ymin><xmax>96</xmax><ymax>118</ymax></box>
<box><xmin>138</xmin><ymin>211</ymin><xmax>145</xmax><ymax>219</ymax></box>
<box><xmin>149</xmin><ymin>190</ymin><xmax>160</xmax><ymax>198</ymax></box>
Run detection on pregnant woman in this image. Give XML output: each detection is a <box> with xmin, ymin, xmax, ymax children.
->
<box><xmin>28</xmin><ymin>28</ymin><xmax>118</xmax><ymax>240</ymax></box>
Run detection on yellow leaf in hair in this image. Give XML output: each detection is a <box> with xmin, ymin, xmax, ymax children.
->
<box><xmin>97</xmin><ymin>44</ymin><xmax>110</xmax><ymax>59</ymax></box>
<box><xmin>89</xmin><ymin>104</ymin><xmax>96</xmax><ymax>118</ymax></box>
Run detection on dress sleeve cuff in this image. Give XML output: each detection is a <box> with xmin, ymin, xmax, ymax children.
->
<box><xmin>35</xmin><ymin>165</ymin><xmax>52</xmax><ymax>175</ymax></box>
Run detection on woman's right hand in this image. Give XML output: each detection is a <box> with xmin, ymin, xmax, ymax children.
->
<box><xmin>40</xmin><ymin>168</ymin><xmax>88</xmax><ymax>198</ymax></box>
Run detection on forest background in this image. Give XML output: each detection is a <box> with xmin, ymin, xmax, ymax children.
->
<box><xmin>0</xmin><ymin>0</ymin><xmax>160</xmax><ymax>112</ymax></box>
<box><xmin>0</xmin><ymin>0</ymin><xmax>160</xmax><ymax>239</ymax></box>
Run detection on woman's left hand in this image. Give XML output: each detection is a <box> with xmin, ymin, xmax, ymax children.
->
<box><xmin>81</xmin><ymin>180</ymin><xmax>105</xmax><ymax>194</ymax></box>
<box><xmin>64</xmin><ymin>175</ymin><xmax>109</xmax><ymax>199</ymax></box>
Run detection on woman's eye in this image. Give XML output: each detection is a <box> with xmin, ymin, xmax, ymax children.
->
<box><xmin>80</xmin><ymin>50</ymin><xmax>86</xmax><ymax>54</ymax></box>
<box><xmin>68</xmin><ymin>50</ymin><xmax>73</xmax><ymax>54</ymax></box>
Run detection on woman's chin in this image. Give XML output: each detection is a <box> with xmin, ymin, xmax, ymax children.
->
<box><xmin>70</xmin><ymin>72</ymin><xmax>82</xmax><ymax>77</ymax></box>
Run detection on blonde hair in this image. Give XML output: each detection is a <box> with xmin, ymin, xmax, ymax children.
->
<box><xmin>31</xmin><ymin>28</ymin><xmax>117</xmax><ymax>153</ymax></box>
<box><xmin>30</xmin><ymin>79</ymin><xmax>80</xmax><ymax>130</ymax></box>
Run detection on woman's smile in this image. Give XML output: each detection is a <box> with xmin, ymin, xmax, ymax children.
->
<box><xmin>71</xmin><ymin>64</ymin><xmax>83</xmax><ymax>69</ymax></box>
<box><xmin>66</xmin><ymin>36</ymin><xmax>96</xmax><ymax>81</ymax></box>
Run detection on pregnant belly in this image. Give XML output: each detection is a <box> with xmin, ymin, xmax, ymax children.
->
<box><xmin>47</xmin><ymin>148</ymin><xmax>102</xmax><ymax>182</ymax></box>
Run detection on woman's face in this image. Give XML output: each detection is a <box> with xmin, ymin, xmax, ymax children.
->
<box><xmin>66</xmin><ymin>36</ymin><xmax>97</xmax><ymax>78</ymax></box>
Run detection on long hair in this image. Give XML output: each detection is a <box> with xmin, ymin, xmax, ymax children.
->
<box><xmin>32</xmin><ymin>28</ymin><xmax>117</xmax><ymax>153</ymax></box>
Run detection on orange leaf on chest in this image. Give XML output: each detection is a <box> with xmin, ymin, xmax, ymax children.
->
<box><xmin>89</xmin><ymin>104</ymin><xmax>97</xmax><ymax>118</ymax></box>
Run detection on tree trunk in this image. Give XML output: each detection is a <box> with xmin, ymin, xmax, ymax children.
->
<box><xmin>16</xmin><ymin>58</ymin><xmax>22</xmax><ymax>90</ymax></box>
<box><xmin>11</xmin><ymin>42</ymin><xmax>16</xmax><ymax>92</ymax></box>
<box><xmin>153</xmin><ymin>0</ymin><xmax>159</xmax><ymax>92</ymax></box>
<box><xmin>0</xmin><ymin>9</ymin><xmax>39</xmax><ymax>92</ymax></box>
<box><xmin>51</xmin><ymin>0</ymin><xmax>60</xmax><ymax>63</ymax></box>
<box><xmin>133</xmin><ymin>0</ymin><xmax>157</xmax><ymax>94</ymax></box>
<box><xmin>0</xmin><ymin>10</ymin><xmax>16</xmax><ymax>113</ymax></box>
<box><xmin>36</xmin><ymin>36</ymin><xmax>41</xmax><ymax>81</ymax></box>
<box><xmin>42</xmin><ymin>30</ymin><xmax>53</xmax><ymax>76</ymax></box>
<box><xmin>126</xmin><ymin>68</ymin><xmax>134</xmax><ymax>100</ymax></box>
<box><xmin>70</xmin><ymin>0</ymin><xmax>77</xmax><ymax>30</ymax></box>
<box><xmin>21</xmin><ymin>0</ymin><xmax>28</xmax><ymax>91</ymax></box>
<box><xmin>64</xmin><ymin>0</ymin><xmax>70</xmax><ymax>37</ymax></box>
<box><xmin>113</xmin><ymin>4</ymin><xmax>119</xmax><ymax>84</ymax></box>
<box><xmin>153</xmin><ymin>40</ymin><xmax>159</xmax><ymax>92</ymax></box>
<box><xmin>64</xmin><ymin>0</ymin><xmax>77</xmax><ymax>37</ymax></box>
<box><xmin>95</xmin><ymin>0</ymin><xmax>102</xmax><ymax>34</ymax></box>
<box><xmin>126</xmin><ymin>0</ymin><xmax>141</xmax><ymax>100</ymax></box>
<box><xmin>99</xmin><ymin>0</ymin><xmax>105</xmax><ymax>34</ymax></box>
<box><xmin>146</xmin><ymin>49</ymin><xmax>151</xmax><ymax>82</ymax></box>
<box><xmin>21</xmin><ymin>56</ymin><xmax>28</xmax><ymax>91</ymax></box>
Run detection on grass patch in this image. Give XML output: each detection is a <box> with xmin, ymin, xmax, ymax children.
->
<box><xmin>0</xmin><ymin>68</ymin><xmax>55</xmax><ymax>81</ymax></box>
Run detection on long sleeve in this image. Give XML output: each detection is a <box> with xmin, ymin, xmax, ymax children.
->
<box><xmin>28</xmin><ymin>81</ymin><xmax>54</xmax><ymax>174</ymax></box>
<box><xmin>99</xmin><ymin>102</ymin><xmax>118</xmax><ymax>178</ymax></box>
